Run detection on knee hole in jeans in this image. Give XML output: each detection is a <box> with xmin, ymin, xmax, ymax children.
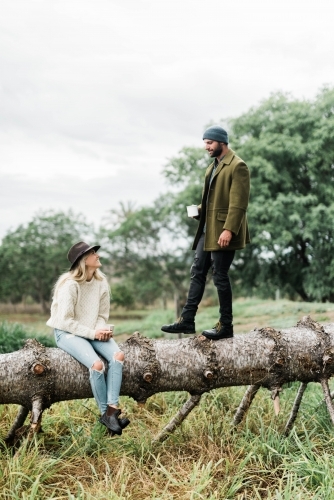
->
<box><xmin>114</xmin><ymin>351</ymin><xmax>124</xmax><ymax>364</ymax></box>
<box><xmin>91</xmin><ymin>359</ymin><xmax>105</xmax><ymax>372</ymax></box>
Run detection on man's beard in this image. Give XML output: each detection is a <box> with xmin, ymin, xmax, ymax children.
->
<box><xmin>211</xmin><ymin>144</ymin><xmax>223</xmax><ymax>157</ymax></box>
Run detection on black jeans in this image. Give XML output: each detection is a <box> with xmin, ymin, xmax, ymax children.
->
<box><xmin>181</xmin><ymin>234</ymin><xmax>235</xmax><ymax>326</ymax></box>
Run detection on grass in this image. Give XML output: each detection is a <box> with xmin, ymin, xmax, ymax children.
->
<box><xmin>2</xmin><ymin>296</ymin><xmax>334</xmax><ymax>342</ymax></box>
<box><xmin>1</xmin><ymin>385</ymin><xmax>334</xmax><ymax>499</ymax></box>
<box><xmin>1</xmin><ymin>298</ymin><xmax>334</xmax><ymax>498</ymax></box>
<box><xmin>112</xmin><ymin>297</ymin><xmax>334</xmax><ymax>343</ymax></box>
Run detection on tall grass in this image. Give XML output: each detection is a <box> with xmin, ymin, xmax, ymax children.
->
<box><xmin>1</xmin><ymin>299</ymin><xmax>334</xmax><ymax>498</ymax></box>
<box><xmin>1</xmin><ymin>383</ymin><xmax>334</xmax><ymax>498</ymax></box>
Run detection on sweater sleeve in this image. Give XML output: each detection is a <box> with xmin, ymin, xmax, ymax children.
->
<box><xmin>95</xmin><ymin>280</ymin><xmax>110</xmax><ymax>329</ymax></box>
<box><xmin>49</xmin><ymin>280</ymin><xmax>96</xmax><ymax>339</ymax></box>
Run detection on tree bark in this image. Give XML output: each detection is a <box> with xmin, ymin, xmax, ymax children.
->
<box><xmin>1</xmin><ymin>316</ymin><xmax>334</xmax><ymax>443</ymax></box>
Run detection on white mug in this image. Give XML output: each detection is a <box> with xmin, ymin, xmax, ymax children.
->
<box><xmin>187</xmin><ymin>205</ymin><xmax>199</xmax><ymax>217</ymax></box>
<box><xmin>107</xmin><ymin>324</ymin><xmax>115</xmax><ymax>334</ymax></box>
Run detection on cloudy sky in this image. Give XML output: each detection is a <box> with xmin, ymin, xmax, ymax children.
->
<box><xmin>1</xmin><ymin>0</ymin><xmax>333</xmax><ymax>240</ymax></box>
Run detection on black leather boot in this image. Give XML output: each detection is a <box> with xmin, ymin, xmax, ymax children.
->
<box><xmin>108</xmin><ymin>417</ymin><xmax>130</xmax><ymax>436</ymax></box>
<box><xmin>202</xmin><ymin>322</ymin><xmax>233</xmax><ymax>340</ymax></box>
<box><xmin>99</xmin><ymin>409</ymin><xmax>123</xmax><ymax>435</ymax></box>
<box><xmin>161</xmin><ymin>316</ymin><xmax>195</xmax><ymax>334</ymax></box>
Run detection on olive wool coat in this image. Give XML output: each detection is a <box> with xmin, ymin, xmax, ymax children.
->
<box><xmin>193</xmin><ymin>148</ymin><xmax>250</xmax><ymax>252</ymax></box>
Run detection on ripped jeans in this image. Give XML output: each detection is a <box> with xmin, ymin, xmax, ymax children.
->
<box><xmin>54</xmin><ymin>329</ymin><xmax>123</xmax><ymax>414</ymax></box>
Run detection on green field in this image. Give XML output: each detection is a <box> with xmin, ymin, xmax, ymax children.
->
<box><xmin>1</xmin><ymin>299</ymin><xmax>334</xmax><ymax>499</ymax></box>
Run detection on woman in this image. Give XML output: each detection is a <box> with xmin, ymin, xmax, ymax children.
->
<box><xmin>47</xmin><ymin>241</ymin><xmax>129</xmax><ymax>436</ymax></box>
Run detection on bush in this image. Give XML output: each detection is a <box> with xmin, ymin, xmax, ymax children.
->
<box><xmin>0</xmin><ymin>321</ymin><xmax>55</xmax><ymax>354</ymax></box>
<box><xmin>111</xmin><ymin>284</ymin><xmax>135</xmax><ymax>309</ymax></box>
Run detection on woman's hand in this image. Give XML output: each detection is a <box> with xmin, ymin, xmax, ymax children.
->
<box><xmin>94</xmin><ymin>328</ymin><xmax>112</xmax><ymax>342</ymax></box>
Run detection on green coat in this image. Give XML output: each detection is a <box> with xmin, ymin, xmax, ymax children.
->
<box><xmin>193</xmin><ymin>148</ymin><xmax>250</xmax><ymax>251</ymax></box>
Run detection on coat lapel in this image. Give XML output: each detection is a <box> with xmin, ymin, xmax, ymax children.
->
<box><xmin>212</xmin><ymin>149</ymin><xmax>235</xmax><ymax>180</ymax></box>
<box><xmin>204</xmin><ymin>162</ymin><xmax>215</xmax><ymax>192</ymax></box>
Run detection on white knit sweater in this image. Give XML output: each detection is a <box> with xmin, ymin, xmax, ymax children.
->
<box><xmin>46</xmin><ymin>276</ymin><xmax>110</xmax><ymax>340</ymax></box>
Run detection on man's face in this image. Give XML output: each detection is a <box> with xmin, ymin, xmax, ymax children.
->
<box><xmin>204</xmin><ymin>139</ymin><xmax>223</xmax><ymax>158</ymax></box>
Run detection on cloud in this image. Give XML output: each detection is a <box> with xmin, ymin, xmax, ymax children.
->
<box><xmin>1</xmin><ymin>0</ymin><xmax>334</xmax><ymax>240</ymax></box>
<box><xmin>0</xmin><ymin>169</ymin><xmax>166</xmax><ymax>240</ymax></box>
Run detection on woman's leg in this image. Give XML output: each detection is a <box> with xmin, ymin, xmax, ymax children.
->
<box><xmin>54</xmin><ymin>329</ymin><xmax>108</xmax><ymax>414</ymax></box>
<box><xmin>90</xmin><ymin>339</ymin><xmax>124</xmax><ymax>408</ymax></box>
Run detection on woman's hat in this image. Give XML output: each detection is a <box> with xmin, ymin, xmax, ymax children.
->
<box><xmin>67</xmin><ymin>241</ymin><xmax>101</xmax><ymax>270</ymax></box>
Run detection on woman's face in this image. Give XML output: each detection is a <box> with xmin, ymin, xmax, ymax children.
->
<box><xmin>84</xmin><ymin>250</ymin><xmax>101</xmax><ymax>269</ymax></box>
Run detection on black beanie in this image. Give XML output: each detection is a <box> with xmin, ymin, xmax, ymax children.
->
<box><xmin>203</xmin><ymin>126</ymin><xmax>228</xmax><ymax>144</ymax></box>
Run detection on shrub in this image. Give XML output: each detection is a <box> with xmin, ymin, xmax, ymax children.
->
<box><xmin>111</xmin><ymin>284</ymin><xmax>135</xmax><ymax>309</ymax></box>
<box><xmin>0</xmin><ymin>321</ymin><xmax>55</xmax><ymax>354</ymax></box>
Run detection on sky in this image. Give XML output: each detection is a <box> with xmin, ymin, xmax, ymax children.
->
<box><xmin>1</xmin><ymin>0</ymin><xmax>334</xmax><ymax>241</ymax></box>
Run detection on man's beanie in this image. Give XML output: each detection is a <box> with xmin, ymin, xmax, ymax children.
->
<box><xmin>203</xmin><ymin>125</ymin><xmax>228</xmax><ymax>144</ymax></box>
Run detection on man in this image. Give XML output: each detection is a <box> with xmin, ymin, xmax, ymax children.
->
<box><xmin>161</xmin><ymin>125</ymin><xmax>250</xmax><ymax>340</ymax></box>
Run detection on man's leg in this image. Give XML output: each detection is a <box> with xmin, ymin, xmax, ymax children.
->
<box><xmin>202</xmin><ymin>249</ymin><xmax>235</xmax><ymax>339</ymax></box>
<box><xmin>161</xmin><ymin>234</ymin><xmax>212</xmax><ymax>334</ymax></box>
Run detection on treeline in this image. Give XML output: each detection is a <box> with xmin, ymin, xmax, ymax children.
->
<box><xmin>1</xmin><ymin>88</ymin><xmax>334</xmax><ymax>312</ymax></box>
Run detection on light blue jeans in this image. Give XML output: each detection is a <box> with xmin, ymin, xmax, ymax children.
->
<box><xmin>54</xmin><ymin>329</ymin><xmax>123</xmax><ymax>414</ymax></box>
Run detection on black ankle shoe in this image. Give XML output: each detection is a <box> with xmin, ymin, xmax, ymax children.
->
<box><xmin>108</xmin><ymin>417</ymin><xmax>130</xmax><ymax>436</ymax></box>
<box><xmin>99</xmin><ymin>409</ymin><xmax>122</xmax><ymax>435</ymax></box>
<box><xmin>161</xmin><ymin>317</ymin><xmax>196</xmax><ymax>334</ymax></box>
<box><xmin>202</xmin><ymin>322</ymin><xmax>233</xmax><ymax>340</ymax></box>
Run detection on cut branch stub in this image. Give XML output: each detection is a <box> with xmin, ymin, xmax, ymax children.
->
<box><xmin>270</xmin><ymin>387</ymin><xmax>282</xmax><ymax>415</ymax></box>
<box><xmin>204</xmin><ymin>370</ymin><xmax>214</xmax><ymax>379</ymax></box>
<box><xmin>31</xmin><ymin>363</ymin><xmax>46</xmax><ymax>375</ymax></box>
<box><xmin>143</xmin><ymin>372</ymin><xmax>153</xmax><ymax>383</ymax></box>
<box><xmin>29</xmin><ymin>397</ymin><xmax>44</xmax><ymax>435</ymax></box>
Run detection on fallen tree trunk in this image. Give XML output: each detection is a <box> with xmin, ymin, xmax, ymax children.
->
<box><xmin>1</xmin><ymin>316</ymin><xmax>334</xmax><ymax>444</ymax></box>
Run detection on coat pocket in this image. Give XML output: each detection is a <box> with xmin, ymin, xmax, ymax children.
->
<box><xmin>215</xmin><ymin>211</ymin><xmax>227</xmax><ymax>240</ymax></box>
<box><xmin>215</xmin><ymin>210</ymin><xmax>243</xmax><ymax>244</ymax></box>
<box><xmin>216</xmin><ymin>211</ymin><xmax>227</xmax><ymax>222</ymax></box>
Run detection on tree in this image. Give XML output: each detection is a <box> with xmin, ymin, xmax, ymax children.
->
<box><xmin>2</xmin><ymin>316</ymin><xmax>334</xmax><ymax>446</ymax></box>
<box><xmin>111</xmin><ymin>283</ymin><xmax>135</xmax><ymax>310</ymax></box>
<box><xmin>100</xmin><ymin>202</ymin><xmax>192</xmax><ymax>309</ymax></box>
<box><xmin>161</xmin><ymin>146</ymin><xmax>209</xmax><ymax>241</ymax></box>
<box><xmin>0</xmin><ymin>210</ymin><xmax>94</xmax><ymax>312</ymax></box>
<box><xmin>229</xmin><ymin>87</ymin><xmax>334</xmax><ymax>301</ymax></box>
<box><xmin>158</xmin><ymin>90</ymin><xmax>334</xmax><ymax>302</ymax></box>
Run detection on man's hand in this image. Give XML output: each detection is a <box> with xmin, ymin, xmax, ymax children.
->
<box><xmin>218</xmin><ymin>229</ymin><xmax>232</xmax><ymax>248</ymax></box>
<box><xmin>94</xmin><ymin>328</ymin><xmax>112</xmax><ymax>342</ymax></box>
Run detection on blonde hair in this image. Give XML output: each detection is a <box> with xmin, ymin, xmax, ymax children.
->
<box><xmin>52</xmin><ymin>253</ymin><xmax>105</xmax><ymax>297</ymax></box>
